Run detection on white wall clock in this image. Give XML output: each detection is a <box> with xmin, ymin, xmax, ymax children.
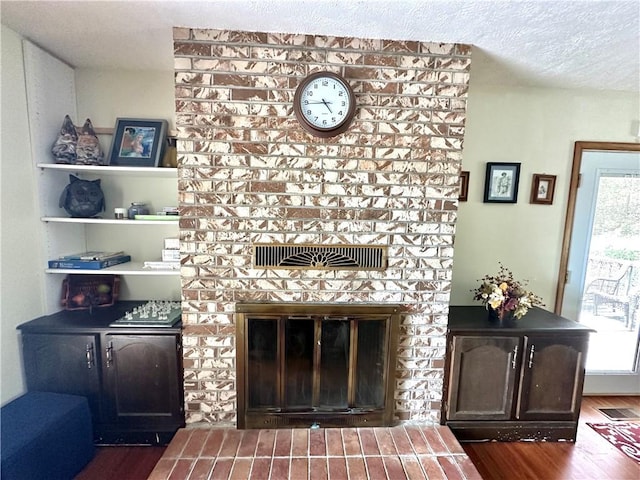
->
<box><xmin>293</xmin><ymin>71</ymin><xmax>356</xmax><ymax>138</ymax></box>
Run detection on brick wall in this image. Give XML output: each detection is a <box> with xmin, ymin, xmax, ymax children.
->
<box><xmin>173</xmin><ymin>28</ymin><xmax>471</xmax><ymax>425</ymax></box>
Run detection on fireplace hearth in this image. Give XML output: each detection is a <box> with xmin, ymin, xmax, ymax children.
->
<box><xmin>236</xmin><ymin>303</ymin><xmax>400</xmax><ymax>429</ymax></box>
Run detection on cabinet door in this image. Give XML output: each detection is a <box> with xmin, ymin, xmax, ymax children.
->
<box><xmin>446</xmin><ymin>335</ymin><xmax>521</xmax><ymax>420</ymax></box>
<box><xmin>21</xmin><ymin>333</ymin><xmax>102</xmax><ymax>421</ymax></box>
<box><xmin>102</xmin><ymin>334</ymin><xmax>183</xmax><ymax>427</ymax></box>
<box><xmin>517</xmin><ymin>335</ymin><xmax>588</xmax><ymax>421</ymax></box>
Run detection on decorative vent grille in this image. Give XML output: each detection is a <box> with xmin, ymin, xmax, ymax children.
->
<box><xmin>253</xmin><ymin>244</ymin><xmax>387</xmax><ymax>270</ymax></box>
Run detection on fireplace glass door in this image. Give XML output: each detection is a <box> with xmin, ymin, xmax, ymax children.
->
<box><xmin>237</xmin><ymin>304</ymin><xmax>399</xmax><ymax>428</ymax></box>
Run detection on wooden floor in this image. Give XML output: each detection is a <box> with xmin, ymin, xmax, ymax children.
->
<box><xmin>463</xmin><ymin>396</ymin><xmax>640</xmax><ymax>480</ymax></box>
<box><xmin>74</xmin><ymin>445</ymin><xmax>166</xmax><ymax>480</ymax></box>
<box><xmin>75</xmin><ymin>396</ymin><xmax>639</xmax><ymax>480</ymax></box>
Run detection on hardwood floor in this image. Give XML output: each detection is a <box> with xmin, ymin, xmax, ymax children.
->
<box><xmin>75</xmin><ymin>396</ymin><xmax>639</xmax><ymax>480</ymax></box>
<box><xmin>462</xmin><ymin>396</ymin><xmax>640</xmax><ymax>480</ymax></box>
<box><xmin>74</xmin><ymin>446</ymin><xmax>166</xmax><ymax>480</ymax></box>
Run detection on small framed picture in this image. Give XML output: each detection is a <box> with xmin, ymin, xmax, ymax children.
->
<box><xmin>530</xmin><ymin>174</ymin><xmax>556</xmax><ymax>205</ymax></box>
<box><xmin>108</xmin><ymin>118</ymin><xmax>168</xmax><ymax>167</ymax></box>
<box><xmin>483</xmin><ymin>162</ymin><xmax>521</xmax><ymax>203</ymax></box>
<box><xmin>459</xmin><ymin>171</ymin><xmax>469</xmax><ymax>201</ymax></box>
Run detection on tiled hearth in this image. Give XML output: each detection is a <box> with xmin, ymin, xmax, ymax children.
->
<box><xmin>148</xmin><ymin>426</ymin><xmax>481</xmax><ymax>480</ymax></box>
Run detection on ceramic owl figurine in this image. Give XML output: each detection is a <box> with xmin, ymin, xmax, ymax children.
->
<box><xmin>76</xmin><ymin>118</ymin><xmax>105</xmax><ymax>165</ymax></box>
<box><xmin>59</xmin><ymin>174</ymin><xmax>105</xmax><ymax>218</ymax></box>
<box><xmin>51</xmin><ymin>114</ymin><xmax>78</xmax><ymax>163</ymax></box>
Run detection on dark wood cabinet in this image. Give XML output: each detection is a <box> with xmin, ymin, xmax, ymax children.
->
<box><xmin>22</xmin><ymin>333</ymin><xmax>102</xmax><ymax>422</ymax></box>
<box><xmin>102</xmin><ymin>334</ymin><xmax>183</xmax><ymax>429</ymax></box>
<box><xmin>442</xmin><ymin>306</ymin><xmax>593</xmax><ymax>442</ymax></box>
<box><xmin>18</xmin><ymin>302</ymin><xmax>184</xmax><ymax>445</ymax></box>
<box><xmin>446</xmin><ymin>335</ymin><xmax>520</xmax><ymax>421</ymax></box>
<box><xmin>517</xmin><ymin>335</ymin><xmax>588</xmax><ymax>422</ymax></box>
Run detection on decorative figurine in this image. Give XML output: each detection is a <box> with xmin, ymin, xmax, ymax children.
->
<box><xmin>76</xmin><ymin>118</ymin><xmax>105</xmax><ymax>165</ymax></box>
<box><xmin>51</xmin><ymin>114</ymin><xmax>78</xmax><ymax>163</ymax></box>
<box><xmin>59</xmin><ymin>174</ymin><xmax>105</xmax><ymax>218</ymax></box>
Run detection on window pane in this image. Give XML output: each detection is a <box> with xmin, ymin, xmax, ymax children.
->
<box><xmin>285</xmin><ymin>319</ymin><xmax>314</xmax><ymax>408</ymax></box>
<box><xmin>355</xmin><ymin>320</ymin><xmax>386</xmax><ymax>407</ymax></box>
<box><xmin>247</xmin><ymin>319</ymin><xmax>278</xmax><ymax>408</ymax></box>
<box><xmin>319</xmin><ymin>320</ymin><xmax>350</xmax><ymax>408</ymax></box>
<box><xmin>580</xmin><ymin>174</ymin><xmax>640</xmax><ymax>372</ymax></box>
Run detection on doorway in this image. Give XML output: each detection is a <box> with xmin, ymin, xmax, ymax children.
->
<box><xmin>556</xmin><ymin>142</ymin><xmax>640</xmax><ymax>394</ymax></box>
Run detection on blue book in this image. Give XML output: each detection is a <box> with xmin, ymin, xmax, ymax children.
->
<box><xmin>48</xmin><ymin>255</ymin><xmax>131</xmax><ymax>270</ymax></box>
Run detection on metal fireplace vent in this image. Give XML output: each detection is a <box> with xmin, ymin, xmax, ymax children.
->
<box><xmin>253</xmin><ymin>244</ymin><xmax>387</xmax><ymax>270</ymax></box>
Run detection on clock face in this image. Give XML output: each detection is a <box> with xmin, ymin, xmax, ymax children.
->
<box><xmin>294</xmin><ymin>72</ymin><xmax>356</xmax><ymax>137</ymax></box>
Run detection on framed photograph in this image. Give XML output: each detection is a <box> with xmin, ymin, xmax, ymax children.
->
<box><xmin>459</xmin><ymin>171</ymin><xmax>469</xmax><ymax>201</ymax></box>
<box><xmin>108</xmin><ymin>118</ymin><xmax>168</xmax><ymax>167</ymax></box>
<box><xmin>483</xmin><ymin>162</ymin><xmax>521</xmax><ymax>203</ymax></box>
<box><xmin>530</xmin><ymin>174</ymin><xmax>556</xmax><ymax>205</ymax></box>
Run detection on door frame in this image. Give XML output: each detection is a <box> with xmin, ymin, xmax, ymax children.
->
<box><xmin>554</xmin><ymin>141</ymin><xmax>640</xmax><ymax>314</ymax></box>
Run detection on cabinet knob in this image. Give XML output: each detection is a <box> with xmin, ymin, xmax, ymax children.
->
<box><xmin>511</xmin><ymin>345</ymin><xmax>518</xmax><ymax>369</ymax></box>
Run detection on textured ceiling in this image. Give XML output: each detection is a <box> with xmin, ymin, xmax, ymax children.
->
<box><xmin>1</xmin><ymin>0</ymin><xmax>639</xmax><ymax>92</ymax></box>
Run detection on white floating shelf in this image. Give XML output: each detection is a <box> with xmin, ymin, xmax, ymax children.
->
<box><xmin>36</xmin><ymin>163</ymin><xmax>177</xmax><ymax>177</ymax></box>
<box><xmin>45</xmin><ymin>261</ymin><xmax>180</xmax><ymax>276</ymax></box>
<box><xmin>41</xmin><ymin>216</ymin><xmax>179</xmax><ymax>225</ymax></box>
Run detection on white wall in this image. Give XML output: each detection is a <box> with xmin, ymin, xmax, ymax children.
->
<box><xmin>450</xmin><ymin>82</ymin><xmax>640</xmax><ymax>311</ymax></box>
<box><xmin>0</xmin><ymin>26</ymin><xmax>46</xmax><ymax>404</ymax></box>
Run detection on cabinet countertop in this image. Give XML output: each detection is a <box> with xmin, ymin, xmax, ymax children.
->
<box><xmin>17</xmin><ymin>301</ymin><xmax>182</xmax><ymax>333</ymax></box>
<box><xmin>448</xmin><ymin>306</ymin><xmax>595</xmax><ymax>333</ymax></box>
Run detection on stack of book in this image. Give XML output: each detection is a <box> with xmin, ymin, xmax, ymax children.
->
<box><xmin>142</xmin><ymin>237</ymin><xmax>180</xmax><ymax>270</ymax></box>
<box><xmin>49</xmin><ymin>251</ymin><xmax>131</xmax><ymax>270</ymax></box>
<box><xmin>134</xmin><ymin>206</ymin><xmax>180</xmax><ymax>221</ymax></box>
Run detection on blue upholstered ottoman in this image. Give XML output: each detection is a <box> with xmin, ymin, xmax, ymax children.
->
<box><xmin>1</xmin><ymin>391</ymin><xmax>95</xmax><ymax>480</ymax></box>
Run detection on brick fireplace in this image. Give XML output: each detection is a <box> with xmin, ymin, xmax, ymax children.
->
<box><xmin>173</xmin><ymin>28</ymin><xmax>471</xmax><ymax>426</ymax></box>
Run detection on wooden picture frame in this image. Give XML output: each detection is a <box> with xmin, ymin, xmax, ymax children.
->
<box><xmin>459</xmin><ymin>171</ymin><xmax>469</xmax><ymax>201</ymax></box>
<box><xmin>483</xmin><ymin>162</ymin><xmax>521</xmax><ymax>203</ymax></box>
<box><xmin>108</xmin><ymin>118</ymin><xmax>168</xmax><ymax>167</ymax></box>
<box><xmin>530</xmin><ymin>174</ymin><xmax>556</xmax><ymax>204</ymax></box>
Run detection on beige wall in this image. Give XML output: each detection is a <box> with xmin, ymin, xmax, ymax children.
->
<box><xmin>73</xmin><ymin>62</ymin><xmax>640</xmax><ymax>318</ymax></box>
<box><xmin>75</xmin><ymin>69</ymin><xmax>175</xmax><ymax>131</ymax></box>
<box><xmin>75</xmin><ymin>68</ymin><xmax>640</xmax><ymax>315</ymax></box>
<box><xmin>0</xmin><ymin>26</ymin><xmax>46</xmax><ymax>404</ymax></box>
<box><xmin>3</xmin><ymin>26</ymin><xmax>639</xmax><ymax>407</ymax></box>
<box><xmin>75</xmin><ymin>69</ymin><xmax>181</xmax><ymax>302</ymax></box>
<box><xmin>450</xmin><ymin>83</ymin><xmax>640</xmax><ymax>311</ymax></box>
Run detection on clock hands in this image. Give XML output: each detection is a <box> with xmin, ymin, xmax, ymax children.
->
<box><xmin>306</xmin><ymin>99</ymin><xmax>333</xmax><ymax>113</ymax></box>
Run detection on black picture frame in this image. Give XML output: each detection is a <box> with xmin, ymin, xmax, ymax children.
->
<box><xmin>483</xmin><ymin>162</ymin><xmax>521</xmax><ymax>203</ymax></box>
<box><xmin>108</xmin><ymin>118</ymin><xmax>168</xmax><ymax>167</ymax></box>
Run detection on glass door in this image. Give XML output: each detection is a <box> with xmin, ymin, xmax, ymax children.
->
<box><xmin>245</xmin><ymin>315</ymin><xmax>390</xmax><ymax>411</ymax></box>
<box><xmin>559</xmin><ymin>144</ymin><xmax>640</xmax><ymax>394</ymax></box>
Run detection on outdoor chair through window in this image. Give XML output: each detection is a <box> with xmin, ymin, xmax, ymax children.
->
<box><xmin>586</xmin><ymin>264</ymin><xmax>636</xmax><ymax>329</ymax></box>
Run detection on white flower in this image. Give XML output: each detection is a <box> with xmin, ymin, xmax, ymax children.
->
<box><xmin>488</xmin><ymin>287</ymin><xmax>505</xmax><ymax>309</ymax></box>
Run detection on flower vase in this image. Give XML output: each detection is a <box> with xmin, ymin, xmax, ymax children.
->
<box><xmin>487</xmin><ymin>308</ymin><xmax>515</xmax><ymax>326</ymax></box>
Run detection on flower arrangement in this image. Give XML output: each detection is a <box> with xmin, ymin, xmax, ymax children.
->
<box><xmin>472</xmin><ymin>264</ymin><xmax>543</xmax><ymax>320</ymax></box>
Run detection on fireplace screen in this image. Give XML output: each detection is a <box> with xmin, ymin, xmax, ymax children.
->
<box><xmin>236</xmin><ymin>304</ymin><xmax>400</xmax><ymax>429</ymax></box>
